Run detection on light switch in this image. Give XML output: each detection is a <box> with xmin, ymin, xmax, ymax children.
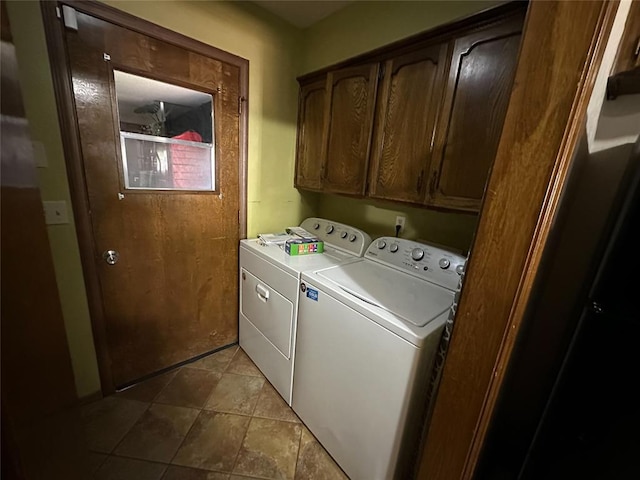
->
<box><xmin>43</xmin><ymin>201</ymin><xmax>69</xmax><ymax>225</ymax></box>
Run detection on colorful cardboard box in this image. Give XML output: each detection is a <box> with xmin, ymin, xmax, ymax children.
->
<box><xmin>284</xmin><ymin>237</ymin><xmax>324</xmax><ymax>255</ymax></box>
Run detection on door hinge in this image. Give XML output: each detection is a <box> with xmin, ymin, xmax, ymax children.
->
<box><xmin>238</xmin><ymin>96</ymin><xmax>245</xmax><ymax>116</ymax></box>
<box><xmin>61</xmin><ymin>5</ymin><xmax>78</xmax><ymax>31</ymax></box>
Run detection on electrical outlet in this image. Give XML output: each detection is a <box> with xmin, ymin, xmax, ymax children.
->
<box><xmin>395</xmin><ymin>215</ymin><xmax>406</xmax><ymax>233</ymax></box>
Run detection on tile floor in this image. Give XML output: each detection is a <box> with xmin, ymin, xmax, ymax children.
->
<box><xmin>81</xmin><ymin>345</ymin><xmax>349</xmax><ymax>480</ymax></box>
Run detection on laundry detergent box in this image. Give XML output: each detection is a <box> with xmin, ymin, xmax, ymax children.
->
<box><xmin>284</xmin><ymin>237</ymin><xmax>324</xmax><ymax>256</ymax></box>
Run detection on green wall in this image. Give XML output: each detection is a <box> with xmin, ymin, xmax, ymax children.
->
<box><xmin>301</xmin><ymin>0</ymin><xmax>503</xmax><ymax>252</ymax></box>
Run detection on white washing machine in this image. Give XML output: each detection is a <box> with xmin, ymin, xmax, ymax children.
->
<box><xmin>292</xmin><ymin>237</ymin><xmax>466</xmax><ymax>480</ymax></box>
<box><xmin>239</xmin><ymin>218</ymin><xmax>371</xmax><ymax>405</ymax></box>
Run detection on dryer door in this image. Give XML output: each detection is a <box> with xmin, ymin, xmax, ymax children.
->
<box><xmin>241</xmin><ymin>269</ymin><xmax>293</xmax><ymax>358</ymax></box>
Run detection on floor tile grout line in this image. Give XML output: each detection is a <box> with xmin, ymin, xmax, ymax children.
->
<box><xmin>107</xmin><ymin>400</ymin><xmax>152</xmax><ymax>456</ymax></box>
<box><xmin>229</xmin><ymin>412</ymin><xmax>254</xmax><ymax>475</ymax></box>
<box><xmin>165</xmin><ymin>406</ymin><xmax>204</xmax><ymax>468</ymax></box>
<box><xmin>293</xmin><ymin>423</ymin><xmax>304</xmax><ymax>480</ymax></box>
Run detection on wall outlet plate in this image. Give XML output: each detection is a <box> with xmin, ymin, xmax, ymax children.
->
<box><xmin>395</xmin><ymin>215</ymin><xmax>406</xmax><ymax>233</ymax></box>
<box><xmin>43</xmin><ymin>201</ymin><xmax>69</xmax><ymax>225</ymax></box>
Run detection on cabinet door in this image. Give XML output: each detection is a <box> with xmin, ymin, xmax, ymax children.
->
<box><xmin>368</xmin><ymin>44</ymin><xmax>448</xmax><ymax>204</ymax></box>
<box><xmin>323</xmin><ymin>64</ymin><xmax>379</xmax><ymax>196</ymax></box>
<box><xmin>428</xmin><ymin>15</ymin><xmax>523</xmax><ymax>212</ymax></box>
<box><xmin>295</xmin><ymin>78</ymin><xmax>327</xmax><ymax>191</ymax></box>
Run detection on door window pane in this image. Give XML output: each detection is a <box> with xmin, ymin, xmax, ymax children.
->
<box><xmin>114</xmin><ymin>70</ymin><xmax>215</xmax><ymax>191</ymax></box>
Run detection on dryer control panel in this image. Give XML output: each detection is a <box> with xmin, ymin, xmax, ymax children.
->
<box><xmin>300</xmin><ymin>218</ymin><xmax>372</xmax><ymax>257</ymax></box>
<box><xmin>365</xmin><ymin>237</ymin><xmax>466</xmax><ymax>291</ymax></box>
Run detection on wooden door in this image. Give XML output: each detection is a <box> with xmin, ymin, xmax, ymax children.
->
<box><xmin>322</xmin><ymin>64</ymin><xmax>379</xmax><ymax>196</ymax></box>
<box><xmin>295</xmin><ymin>77</ymin><xmax>326</xmax><ymax>191</ymax></box>
<box><xmin>428</xmin><ymin>14</ymin><xmax>524</xmax><ymax>212</ymax></box>
<box><xmin>63</xmin><ymin>10</ymin><xmax>242</xmax><ymax>388</ymax></box>
<box><xmin>368</xmin><ymin>44</ymin><xmax>448</xmax><ymax>204</ymax></box>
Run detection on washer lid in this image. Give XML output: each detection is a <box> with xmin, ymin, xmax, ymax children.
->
<box><xmin>317</xmin><ymin>260</ymin><xmax>454</xmax><ymax>327</ymax></box>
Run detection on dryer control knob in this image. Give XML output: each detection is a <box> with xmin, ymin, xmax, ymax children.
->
<box><xmin>390</xmin><ymin>244</ymin><xmax>399</xmax><ymax>253</ymax></box>
<box><xmin>411</xmin><ymin>248</ymin><xmax>425</xmax><ymax>261</ymax></box>
<box><xmin>439</xmin><ymin>258</ymin><xmax>450</xmax><ymax>269</ymax></box>
<box><xmin>456</xmin><ymin>264</ymin><xmax>465</xmax><ymax>275</ymax></box>
<box><xmin>326</xmin><ymin>225</ymin><xmax>334</xmax><ymax>234</ymax></box>
<box><xmin>340</xmin><ymin>231</ymin><xmax>348</xmax><ymax>239</ymax></box>
<box><xmin>313</xmin><ymin>223</ymin><xmax>320</xmax><ymax>230</ymax></box>
<box><xmin>377</xmin><ymin>240</ymin><xmax>387</xmax><ymax>250</ymax></box>
<box><xmin>349</xmin><ymin>234</ymin><xmax>357</xmax><ymax>242</ymax></box>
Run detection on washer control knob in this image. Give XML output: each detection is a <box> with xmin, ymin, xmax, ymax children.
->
<box><xmin>456</xmin><ymin>264</ymin><xmax>465</xmax><ymax>275</ymax></box>
<box><xmin>377</xmin><ymin>240</ymin><xmax>387</xmax><ymax>250</ymax></box>
<box><xmin>340</xmin><ymin>231</ymin><xmax>348</xmax><ymax>239</ymax></box>
<box><xmin>411</xmin><ymin>248</ymin><xmax>425</xmax><ymax>261</ymax></box>
<box><xmin>326</xmin><ymin>225</ymin><xmax>334</xmax><ymax>234</ymax></box>
<box><xmin>439</xmin><ymin>258</ymin><xmax>451</xmax><ymax>269</ymax></box>
<box><xmin>313</xmin><ymin>223</ymin><xmax>320</xmax><ymax>230</ymax></box>
<box><xmin>349</xmin><ymin>234</ymin><xmax>357</xmax><ymax>242</ymax></box>
<box><xmin>390</xmin><ymin>244</ymin><xmax>399</xmax><ymax>253</ymax></box>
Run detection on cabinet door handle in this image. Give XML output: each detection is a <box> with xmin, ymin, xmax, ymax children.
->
<box><xmin>256</xmin><ymin>284</ymin><xmax>269</xmax><ymax>302</ymax></box>
<box><xmin>416</xmin><ymin>171</ymin><xmax>424</xmax><ymax>193</ymax></box>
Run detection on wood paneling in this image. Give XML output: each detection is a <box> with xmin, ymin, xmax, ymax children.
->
<box><xmin>416</xmin><ymin>1</ymin><xmax>618</xmax><ymax>479</ymax></box>
<box><xmin>42</xmin><ymin>1</ymin><xmax>249</xmax><ymax>392</ymax></box>
<box><xmin>64</xmin><ymin>10</ymin><xmax>241</xmax><ymax>387</ymax></box>
<box><xmin>322</xmin><ymin>63</ymin><xmax>379</xmax><ymax>196</ymax></box>
<box><xmin>295</xmin><ymin>78</ymin><xmax>326</xmax><ymax>191</ymax></box>
<box><xmin>428</xmin><ymin>14</ymin><xmax>524</xmax><ymax>212</ymax></box>
<box><xmin>368</xmin><ymin>44</ymin><xmax>448</xmax><ymax>203</ymax></box>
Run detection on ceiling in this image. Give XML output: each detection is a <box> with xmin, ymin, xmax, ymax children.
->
<box><xmin>252</xmin><ymin>1</ymin><xmax>353</xmax><ymax>28</ymax></box>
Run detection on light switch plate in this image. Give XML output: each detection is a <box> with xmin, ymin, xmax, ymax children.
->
<box><xmin>43</xmin><ymin>201</ymin><xmax>69</xmax><ymax>225</ymax></box>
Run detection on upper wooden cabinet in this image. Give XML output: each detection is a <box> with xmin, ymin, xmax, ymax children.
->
<box><xmin>294</xmin><ymin>3</ymin><xmax>526</xmax><ymax>213</ymax></box>
<box><xmin>428</xmin><ymin>16</ymin><xmax>523</xmax><ymax>212</ymax></box>
<box><xmin>294</xmin><ymin>78</ymin><xmax>326</xmax><ymax>191</ymax></box>
<box><xmin>323</xmin><ymin>64</ymin><xmax>379</xmax><ymax>195</ymax></box>
<box><xmin>368</xmin><ymin>44</ymin><xmax>448</xmax><ymax>204</ymax></box>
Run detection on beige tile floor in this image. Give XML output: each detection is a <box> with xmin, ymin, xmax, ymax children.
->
<box><xmin>81</xmin><ymin>345</ymin><xmax>349</xmax><ymax>480</ymax></box>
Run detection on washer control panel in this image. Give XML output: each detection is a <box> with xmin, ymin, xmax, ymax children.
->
<box><xmin>365</xmin><ymin>236</ymin><xmax>466</xmax><ymax>290</ymax></box>
<box><xmin>300</xmin><ymin>217</ymin><xmax>373</xmax><ymax>257</ymax></box>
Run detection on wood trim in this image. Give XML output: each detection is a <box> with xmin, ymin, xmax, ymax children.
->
<box><xmin>40</xmin><ymin>0</ymin><xmax>249</xmax><ymax>393</ymax></box>
<box><xmin>40</xmin><ymin>0</ymin><xmax>115</xmax><ymax>395</ymax></box>
<box><xmin>297</xmin><ymin>1</ymin><xmax>527</xmax><ymax>83</ymax></box>
<box><xmin>415</xmin><ymin>1</ymin><xmax>618</xmax><ymax>479</ymax></box>
<box><xmin>465</xmin><ymin>1</ymin><xmax>620</xmax><ymax>476</ymax></box>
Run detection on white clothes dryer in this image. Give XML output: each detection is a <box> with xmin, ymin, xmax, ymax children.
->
<box><xmin>239</xmin><ymin>218</ymin><xmax>371</xmax><ymax>404</ymax></box>
<box><xmin>293</xmin><ymin>237</ymin><xmax>466</xmax><ymax>480</ymax></box>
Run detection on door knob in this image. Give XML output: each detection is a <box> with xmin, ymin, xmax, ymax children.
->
<box><xmin>103</xmin><ymin>250</ymin><xmax>119</xmax><ymax>265</ymax></box>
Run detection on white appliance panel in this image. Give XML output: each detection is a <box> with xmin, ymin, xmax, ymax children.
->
<box><xmin>240</xmin><ymin>246</ymin><xmax>298</xmax><ymax>302</ymax></box>
<box><xmin>241</xmin><ymin>269</ymin><xmax>293</xmax><ymax>358</ymax></box>
<box><xmin>239</xmin><ymin>219</ymin><xmax>373</xmax><ymax>407</ymax></box>
<box><xmin>317</xmin><ymin>260</ymin><xmax>454</xmax><ymax>327</ymax></box>
<box><xmin>239</xmin><ymin>315</ymin><xmax>293</xmax><ymax>402</ymax></box>
<box><xmin>293</xmin><ymin>281</ymin><xmax>440</xmax><ymax>480</ymax></box>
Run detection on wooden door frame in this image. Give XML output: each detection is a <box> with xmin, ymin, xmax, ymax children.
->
<box><xmin>41</xmin><ymin>0</ymin><xmax>249</xmax><ymax>395</ymax></box>
<box><xmin>416</xmin><ymin>1</ymin><xmax>619</xmax><ymax>479</ymax></box>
